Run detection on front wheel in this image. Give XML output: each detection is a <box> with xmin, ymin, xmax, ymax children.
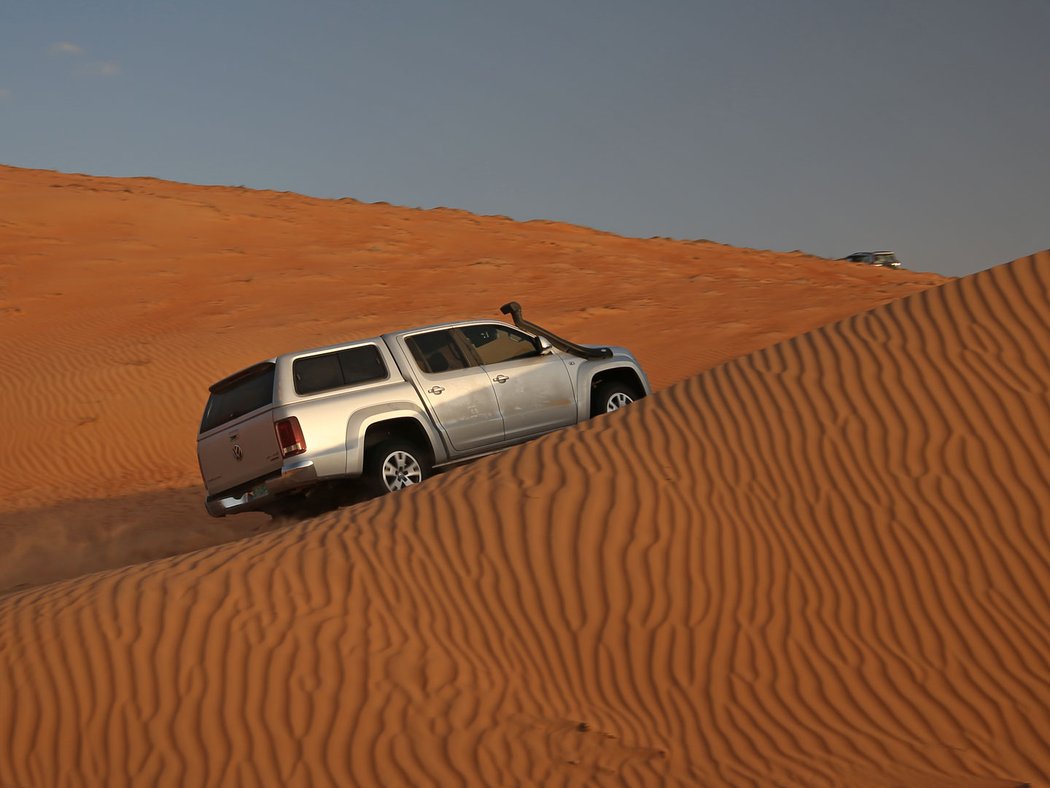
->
<box><xmin>365</xmin><ymin>439</ymin><xmax>433</xmax><ymax>495</ymax></box>
<box><xmin>591</xmin><ymin>380</ymin><xmax>640</xmax><ymax>417</ymax></box>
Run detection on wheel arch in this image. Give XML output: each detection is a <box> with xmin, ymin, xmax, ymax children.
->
<box><xmin>581</xmin><ymin>365</ymin><xmax>647</xmax><ymax>419</ymax></box>
<box><xmin>346</xmin><ymin>404</ymin><xmax>446</xmax><ymax>477</ymax></box>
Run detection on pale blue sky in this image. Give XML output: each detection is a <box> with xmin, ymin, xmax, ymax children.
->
<box><xmin>2</xmin><ymin>1</ymin><xmax>1047</xmax><ymax>276</ymax></box>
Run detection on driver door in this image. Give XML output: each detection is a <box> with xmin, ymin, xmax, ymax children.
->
<box><xmin>457</xmin><ymin>323</ymin><xmax>578</xmax><ymax>441</ymax></box>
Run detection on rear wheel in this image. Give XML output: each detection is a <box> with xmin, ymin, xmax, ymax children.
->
<box><xmin>365</xmin><ymin>439</ymin><xmax>432</xmax><ymax>495</ymax></box>
<box><xmin>591</xmin><ymin>380</ymin><xmax>640</xmax><ymax>417</ymax></box>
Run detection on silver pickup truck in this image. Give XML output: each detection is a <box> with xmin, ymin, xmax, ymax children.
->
<box><xmin>197</xmin><ymin>302</ymin><xmax>650</xmax><ymax>517</ymax></box>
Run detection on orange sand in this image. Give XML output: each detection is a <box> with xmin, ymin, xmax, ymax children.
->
<box><xmin>0</xmin><ymin>165</ymin><xmax>945</xmax><ymax>591</ymax></box>
<box><xmin>3</xmin><ymin>166</ymin><xmax>1047</xmax><ymax>786</ymax></box>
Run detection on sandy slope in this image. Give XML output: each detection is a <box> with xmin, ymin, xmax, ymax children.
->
<box><xmin>0</xmin><ymin>164</ymin><xmax>944</xmax><ymax>513</ymax></box>
<box><xmin>0</xmin><ymin>252</ymin><xmax>1045</xmax><ymax>786</ymax></box>
<box><xmin>0</xmin><ymin>165</ymin><xmax>946</xmax><ymax>590</ymax></box>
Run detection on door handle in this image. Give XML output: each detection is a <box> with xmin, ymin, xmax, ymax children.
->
<box><xmin>493</xmin><ymin>374</ymin><xmax>509</xmax><ymax>384</ymax></box>
<box><xmin>428</xmin><ymin>385</ymin><xmax>445</xmax><ymax>395</ymax></box>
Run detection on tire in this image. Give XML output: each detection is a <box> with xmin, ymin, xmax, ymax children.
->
<box><xmin>591</xmin><ymin>380</ymin><xmax>640</xmax><ymax>417</ymax></box>
<box><xmin>364</xmin><ymin>439</ymin><xmax>433</xmax><ymax>495</ymax></box>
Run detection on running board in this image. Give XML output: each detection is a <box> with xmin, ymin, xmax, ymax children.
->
<box><xmin>432</xmin><ymin>426</ymin><xmax>569</xmax><ymax>471</ymax></box>
<box><xmin>432</xmin><ymin>447</ymin><xmax>508</xmax><ymax>471</ymax></box>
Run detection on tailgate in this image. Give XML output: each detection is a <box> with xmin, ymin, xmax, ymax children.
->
<box><xmin>197</xmin><ymin>362</ymin><xmax>283</xmax><ymax>495</ymax></box>
<box><xmin>197</xmin><ymin>411</ymin><xmax>282</xmax><ymax>494</ymax></box>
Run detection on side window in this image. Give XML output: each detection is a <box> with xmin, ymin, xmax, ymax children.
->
<box><xmin>459</xmin><ymin>324</ymin><xmax>539</xmax><ymax>365</ymax></box>
<box><xmin>405</xmin><ymin>329</ymin><xmax>471</xmax><ymax>374</ymax></box>
<box><xmin>293</xmin><ymin>345</ymin><xmax>387</xmax><ymax>395</ymax></box>
<box><xmin>339</xmin><ymin>345</ymin><xmax>387</xmax><ymax>385</ymax></box>
<box><xmin>294</xmin><ymin>353</ymin><xmax>342</xmax><ymax>395</ymax></box>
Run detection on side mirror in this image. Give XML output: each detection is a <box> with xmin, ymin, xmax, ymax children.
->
<box><xmin>534</xmin><ymin>336</ymin><xmax>553</xmax><ymax>354</ymax></box>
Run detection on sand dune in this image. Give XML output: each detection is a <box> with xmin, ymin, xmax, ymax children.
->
<box><xmin>0</xmin><ymin>165</ymin><xmax>947</xmax><ymax>590</ymax></box>
<box><xmin>0</xmin><ymin>165</ymin><xmax>943</xmax><ymax>511</ymax></box>
<box><xmin>0</xmin><ymin>252</ymin><xmax>1045</xmax><ymax>786</ymax></box>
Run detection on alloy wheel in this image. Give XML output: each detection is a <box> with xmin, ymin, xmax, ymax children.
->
<box><xmin>381</xmin><ymin>450</ymin><xmax>423</xmax><ymax>491</ymax></box>
<box><xmin>606</xmin><ymin>392</ymin><xmax>633</xmax><ymax>412</ymax></box>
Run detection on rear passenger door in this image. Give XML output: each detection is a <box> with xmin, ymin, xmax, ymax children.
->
<box><xmin>402</xmin><ymin>328</ymin><xmax>505</xmax><ymax>452</ymax></box>
<box><xmin>458</xmin><ymin>324</ymin><xmax>578</xmax><ymax>440</ymax></box>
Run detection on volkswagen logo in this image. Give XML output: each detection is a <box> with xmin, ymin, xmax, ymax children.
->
<box><xmin>232</xmin><ymin>444</ymin><xmax>243</xmax><ymax>461</ymax></box>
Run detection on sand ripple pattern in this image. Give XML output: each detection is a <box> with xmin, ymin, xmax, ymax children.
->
<box><xmin>0</xmin><ymin>254</ymin><xmax>1046</xmax><ymax>786</ymax></box>
<box><xmin>0</xmin><ymin>164</ymin><xmax>945</xmax><ymax>512</ymax></box>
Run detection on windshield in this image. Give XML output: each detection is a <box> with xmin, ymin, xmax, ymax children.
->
<box><xmin>874</xmin><ymin>253</ymin><xmax>899</xmax><ymax>264</ymax></box>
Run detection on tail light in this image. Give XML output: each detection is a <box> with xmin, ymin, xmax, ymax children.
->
<box><xmin>275</xmin><ymin>417</ymin><xmax>307</xmax><ymax>458</ymax></box>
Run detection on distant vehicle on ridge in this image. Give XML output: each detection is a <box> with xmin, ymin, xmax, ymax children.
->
<box><xmin>843</xmin><ymin>251</ymin><xmax>904</xmax><ymax>269</ymax></box>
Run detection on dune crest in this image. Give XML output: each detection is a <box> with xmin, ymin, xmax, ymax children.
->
<box><xmin>0</xmin><ymin>253</ymin><xmax>1045</xmax><ymax>786</ymax></box>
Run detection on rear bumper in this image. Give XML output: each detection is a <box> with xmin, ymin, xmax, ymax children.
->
<box><xmin>205</xmin><ymin>459</ymin><xmax>318</xmax><ymax>517</ymax></box>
